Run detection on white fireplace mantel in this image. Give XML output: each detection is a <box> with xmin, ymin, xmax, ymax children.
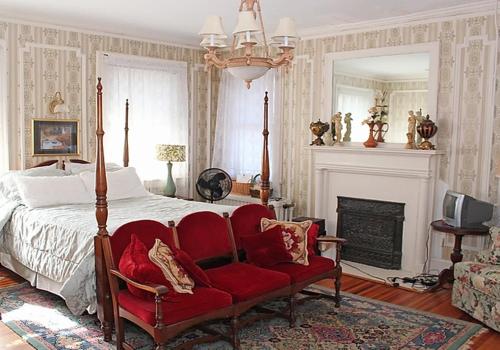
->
<box><xmin>308</xmin><ymin>144</ymin><xmax>444</xmax><ymax>275</ymax></box>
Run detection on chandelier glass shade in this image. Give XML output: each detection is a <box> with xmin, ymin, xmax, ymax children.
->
<box><xmin>199</xmin><ymin>0</ymin><xmax>298</xmax><ymax>88</ymax></box>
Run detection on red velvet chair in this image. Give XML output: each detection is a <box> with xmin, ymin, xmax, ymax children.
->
<box><xmin>173</xmin><ymin>211</ymin><xmax>293</xmax><ymax>349</ymax></box>
<box><xmin>102</xmin><ymin>220</ymin><xmax>234</xmax><ymax>350</ymax></box>
<box><xmin>228</xmin><ymin>204</ymin><xmax>345</xmax><ymax>307</ymax></box>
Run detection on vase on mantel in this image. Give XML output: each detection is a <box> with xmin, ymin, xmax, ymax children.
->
<box><xmin>363</xmin><ymin>122</ymin><xmax>378</xmax><ymax>148</ymax></box>
<box><xmin>375</xmin><ymin>121</ymin><xmax>388</xmax><ymax>143</ymax></box>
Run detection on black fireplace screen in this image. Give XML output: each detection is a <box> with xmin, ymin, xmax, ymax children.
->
<box><xmin>337</xmin><ymin>196</ymin><xmax>405</xmax><ymax>269</ymax></box>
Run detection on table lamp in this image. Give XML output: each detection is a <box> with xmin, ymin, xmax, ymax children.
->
<box><xmin>156</xmin><ymin>144</ymin><xmax>186</xmax><ymax>197</ymax></box>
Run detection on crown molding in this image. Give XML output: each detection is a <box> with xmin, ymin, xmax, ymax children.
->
<box><xmin>299</xmin><ymin>0</ymin><xmax>498</xmax><ymax>40</ymax></box>
<box><xmin>0</xmin><ymin>15</ymin><xmax>201</xmax><ymax>50</ymax></box>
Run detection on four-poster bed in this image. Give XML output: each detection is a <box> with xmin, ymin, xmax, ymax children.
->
<box><xmin>0</xmin><ymin>77</ymin><xmax>274</xmax><ymax>342</ymax></box>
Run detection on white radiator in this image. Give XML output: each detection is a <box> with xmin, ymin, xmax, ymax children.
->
<box><xmin>218</xmin><ymin>194</ymin><xmax>295</xmax><ymax>221</ymax></box>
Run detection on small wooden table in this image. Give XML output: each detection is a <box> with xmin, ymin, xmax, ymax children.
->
<box><xmin>431</xmin><ymin>220</ymin><xmax>489</xmax><ymax>288</ymax></box>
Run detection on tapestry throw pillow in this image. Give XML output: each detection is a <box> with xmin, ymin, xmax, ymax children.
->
<box><xmin>118</xmin><ymin>234</ymin><xmax>173</xmax><ymax>299</ymax></box>
<box><xmin>240</xmin><ymin>226</ymin><xmax>293</xmax><ymax>267</ymax></box>
<box><xmin>261</xmin><ymin>218</ymin><xmax>312</xmax><ymax>266</ymax></box>
<box><xmin>149</xmin><ymin>239</ymin><xmax>195</xmax><ymax>294</ymax></box>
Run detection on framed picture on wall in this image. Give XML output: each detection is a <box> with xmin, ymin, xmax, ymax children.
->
<box><xmin>32</xmin><ymin>119</ymin><xmax>79</xmax><ymax>156</ymax></box>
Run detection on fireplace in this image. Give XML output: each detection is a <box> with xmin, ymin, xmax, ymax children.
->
<box><xmin>337</xmin><ymin>196</ymin><xmax>405</xmax><ymax>269</ymax></box>
<box><xmin>310</xmin><ymin>145</ymin><xmax>443</xmax><ymax>274</ymax></box>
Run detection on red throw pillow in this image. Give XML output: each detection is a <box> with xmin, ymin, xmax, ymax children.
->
<box><xmin>307</xmin><ymin>223</ymin><xmax>319</xmax><ymax>256</ymax></box>
<box><xmin>173</xmin><ymin>248</ymin><xmax>212</xmax><ymax>287</ymax></box>
<box><xmin>240</xmin><ymin>226</ymin><xmax>293</xmax><ymax>267</ymax></box>
<box><xmin>118</xmin><ymin>234</ymin><xmax>173</xmax><ymax>299</ymax></box>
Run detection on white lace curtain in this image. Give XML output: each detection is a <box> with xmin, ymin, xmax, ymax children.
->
<box><xmin>101</xmin><ymin>54</ymin><xmax>189</xmax><ymax>195</ymax></box>
<box><xmin>212</xmin><ymin>70</ymin><xmax>282</xmax><ymax>194</ymax></box>
<box><xmin>0</xmin><ymin>44</ymin><xmax>8</xmax><ymax>174</ymax></box>
<box><xmin>387</xmin><ymin>90</ymin><xmax>428</xmax><ymax>143</ymax></box>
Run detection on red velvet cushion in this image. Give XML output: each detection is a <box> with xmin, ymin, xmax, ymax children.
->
<box><xmin>118</xmin><ymin>287</ymin><xmax>232</xmax><ymax>326</ymax></box>
<box><xmin>118</xmin><ymin>234</ymin><xmax>173</xmax><ymax>299</ymax></box>
<box><xmin>176</xmin><ymin>212</ymin><xmax>233</xmax><ymax>261</ymax></box>
<box><xmin>240</xmin><ymin>227</ymin><xmax>292</xmax><ymax>267</ymax></box>
<box><xmin>267</xmin><ymin>256</ymin><xmax>335</xmax><ymax>283</ymax></box>
<box><xmin>110</xmin><ymin>220</ymin><xmax>177</xmax><ymax>265</ymax></box>
<box><xmin>174</xmin><ymin>249</ymin><xmax>212</xmax><ymax>287</ymax></box>
<box><xmin>230</xmin><ymin>204</ymin><xmax>276</xmax><ymax>250</ymax></box>
<box><xmin>307</xmin><ymin>224</ymin><xmax>319</xmax><ymax>256</ymax></box>
<box><xmin>205</xmin><ymin>262</ymin><xmax>290</xmax><ymax>302</ymax></box>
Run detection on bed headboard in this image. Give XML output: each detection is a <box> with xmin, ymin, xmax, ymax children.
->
<box><xmin>32</xmin><ymin>160</ymin><xmax>59</xmax><ymax>168</ymax></box>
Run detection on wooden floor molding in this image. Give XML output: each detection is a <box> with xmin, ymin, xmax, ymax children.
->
<box><xmin>0</xmin><ymin>268</ymin><xmax>499</xmax><ymax>349</ymax></box>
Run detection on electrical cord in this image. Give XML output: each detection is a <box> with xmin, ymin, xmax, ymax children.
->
<box><xmin>343</xmin><ymin>259</ymin><xmax>441</xmax><ymax>290</ymax></box>
<box><xmin>342</xmin><ymin>261</ymin><xmax>391</xmax><ymax>285</ymax></box>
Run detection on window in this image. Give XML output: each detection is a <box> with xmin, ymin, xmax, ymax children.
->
<box><xmin>0</xmin><ymin>43</ymin><xmax>7</xmax><ymax>173</ymax></box>
<box><xmin>336</xmin><ymin>85</ymin><xmax>374</xmax><ymax>142</ymax></box>
<box><xmin>101</xmin><ymin>54</ymin><xmax>189</xmax><ymax>195</ymax></box>
<box><xmin>212</xmin><ymin>70</ymin><xmax>282</xmax><ymax>193</ymax></box>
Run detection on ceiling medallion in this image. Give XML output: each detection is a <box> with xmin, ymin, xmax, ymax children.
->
<box><xmin>199</xmin><ymin>0</ymin><xmax>299</xmax><ymax>88</ymax></box>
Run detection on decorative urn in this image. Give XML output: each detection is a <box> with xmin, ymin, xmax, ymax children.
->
<box><xmin>310</xmin><ymin>119</ymin><xmax>330</xmax><ymax>146</ymax></box>
<box><xmin>417</xmin><ymin>114</ymin><xmax>438</xmax><ymax>150</ymax></box>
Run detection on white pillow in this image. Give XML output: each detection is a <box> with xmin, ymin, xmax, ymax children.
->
<box><xmin>14</xmin><ymin>175</ymin><xmax>93</xmax><ymax>208</ymax></box>
<box><xmin>0</xmin><ymin>165</ymin><xmax>67</xmax><ymax>202</ymax></box>
<box><xmin>80</xmin><ymin>167</ymin><xmax>148</xmax><ymax>201</ymax></box>
<box><xmin>65</xmin><ymin>162</ymin><xmax>122</xmax><ymax>175</ymax></box>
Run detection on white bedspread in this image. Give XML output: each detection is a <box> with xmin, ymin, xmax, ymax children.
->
<box><xmin>0</xmin><ymin>194</ymin><xmax>235</xmax><ymax>314</ymax></box>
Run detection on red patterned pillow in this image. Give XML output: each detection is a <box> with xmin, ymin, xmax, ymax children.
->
<box><xmin>174</xmin><ymin>248</ymin><xmax>212</xmax><ymax>287</ymax></box>
<box><xmin>261</xmin><ymin>218</ymin><xmax>312</xmax><ymax>266</ymax></box>
<box><xmin>118</xmin><ymin>234</ymin><xmax>173</xmax><ymax>299</ymax></box>
<box><xmin>240</xmin><ymin>226</ymin><xmax>293</xmax><ymax>267</ymax></box>
<box><xmin>307</xmin><ymin>223</ymin><xmax>319</xmax><ymax>256</ymax></box>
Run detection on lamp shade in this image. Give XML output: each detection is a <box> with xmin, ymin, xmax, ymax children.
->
<box><xmin>233</xmin><ymin>11</ymin><xmax>260</xmax><ymax>34</ymax></box>
<box><xmin>200</xmin><ymin>35</ymin><xmax>227</xmax><ymax>48</ymax></box>
<box><xmin>156</xmin><ymin>144</ymin><xmax>186</xmax><ymax>162</ymax></box>
<box><xmin>199</xmin><ymin>16</ymin><xmax>227</xmax><ymax>37</ymax></box>
<box><xmin>235</xmin><ymin>32</ymin><xmax>259</xmax><ymax>49</ymax></box>
<box><xmin>272</xmin><ymin>17</ymin><xmax>299</xmax><ymax>38</ymax></box>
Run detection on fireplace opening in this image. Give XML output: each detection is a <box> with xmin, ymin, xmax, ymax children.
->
<box><xmin>336</xmin><ymin>196</ymin><xmax>405</xmax><ymax>269</ymax></box>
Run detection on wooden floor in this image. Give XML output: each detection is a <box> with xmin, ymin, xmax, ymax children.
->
<box><xmin>0</xmin><ymin>271</ymin><xmax>499</xmax><ymax>349</ymax></box>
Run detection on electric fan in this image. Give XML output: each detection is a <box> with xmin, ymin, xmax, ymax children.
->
<box><xmin>196</xmin><ymin>168</ymin><xmax>232</xmax><ymax>203</ymax></box>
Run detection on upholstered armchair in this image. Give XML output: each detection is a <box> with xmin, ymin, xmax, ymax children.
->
<box><xmin>452</xmin><ymin>226</ymin><xmax>500</xmax><ymax>331</ymax></box>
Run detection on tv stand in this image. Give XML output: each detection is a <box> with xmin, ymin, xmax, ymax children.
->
<box><xmin>430</xmin><ymin>220</ymin><xmax>489</xmax><ymax>290</ymax></box>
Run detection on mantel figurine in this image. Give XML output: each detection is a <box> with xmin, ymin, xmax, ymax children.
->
<box><xmin>333</xmin><ymin>112</ymin><xmax>343</xmax><ymax>145</ymax></box>
<box><xmin>405</xmin><ymin>110</ymin><xmax>417</xmax><ymax>149</ymax></box>
<box><xmin>343</xmin><ymin>113</ymin><xmax>352</xmax><ymax>142</ymax></box>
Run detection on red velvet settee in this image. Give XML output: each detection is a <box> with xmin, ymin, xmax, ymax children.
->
<box><xmin>103</xmin><ymin>207</ymin><xmax>344</xmax><ymax>349</ymax></box>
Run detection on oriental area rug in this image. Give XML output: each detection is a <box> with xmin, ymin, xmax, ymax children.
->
<box><xmin>0</xmin><ymin>284</ymin><xmax>486</xmax><ymax>350</ymax></box>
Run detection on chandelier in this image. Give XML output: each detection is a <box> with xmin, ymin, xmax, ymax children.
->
<box><xmin>199</xmin><ymin>0</ymin><xmax>299</xmax><ymax>88</ymax></box>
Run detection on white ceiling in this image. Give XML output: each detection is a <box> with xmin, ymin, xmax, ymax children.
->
<box><xmin>335</xmin><ymin>53</ymin><xmax>430</xmax><ymax>81</ymax></box>
<box><xmin>0</xmin><ymin>0</ymin><xmax>489</xmax><ymax>46</ymax></box>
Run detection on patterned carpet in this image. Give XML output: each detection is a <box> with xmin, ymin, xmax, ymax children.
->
<box><xmin>0</xmin><ymin>283</ymin><xmax>486</xmax><ymax>350</ymax></box>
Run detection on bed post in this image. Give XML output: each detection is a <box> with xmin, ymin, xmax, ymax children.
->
<box><xmin>123</xmin><ymin>99</ymin><xmax>129</xmax><ymax>168</ymax></box>
<box><xmin>94</xmin><ymin>77</ymin><xmax>114</xmax><ymax>342</ymax></box>
<box><xmin>260</xmin><ymin>92</ymin><xmax>270</xmax><ymax>206</ymax></box>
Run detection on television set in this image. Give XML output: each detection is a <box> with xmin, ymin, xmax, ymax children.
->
<box><xmin>443</xmin><ymin>190</ymin><xmax>494</xmax><ymax>228</ymax></box>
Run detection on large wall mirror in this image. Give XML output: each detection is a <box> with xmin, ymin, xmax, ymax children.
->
<box><xmin>323</xmin><ymin>43</ymin><xmax>439</xmax><ymax>145</ymax></box>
